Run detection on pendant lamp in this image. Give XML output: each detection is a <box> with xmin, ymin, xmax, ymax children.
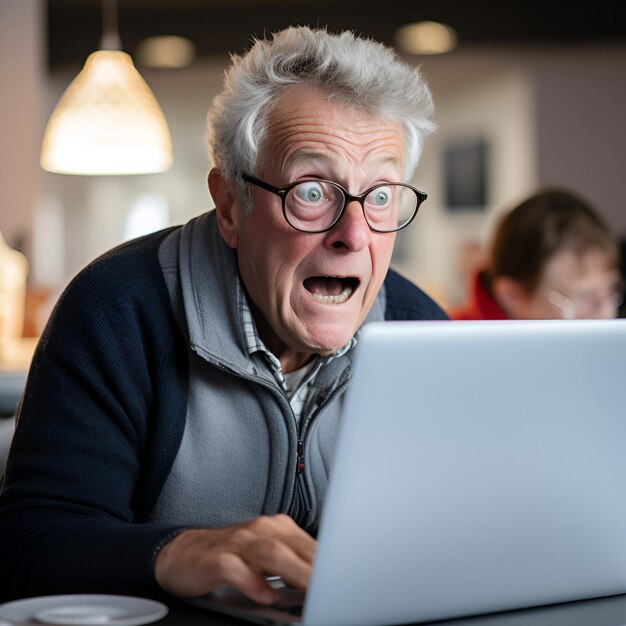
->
<box><xmin>40</xmin><ymin>0</ymin><xmax>173</xmax><ymax>175</ymax></box>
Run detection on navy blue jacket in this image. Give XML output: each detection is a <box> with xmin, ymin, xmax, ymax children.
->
<box><xmin>0</xmin><ymin>222</ymin><xmax>447</xmax><ymax>601</ymax></box>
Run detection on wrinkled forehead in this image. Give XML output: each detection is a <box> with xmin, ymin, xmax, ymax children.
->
<box><xmin>258</xmin><ymin>84</ymin><xmax>406</xmax><ymax>177</ymax></box>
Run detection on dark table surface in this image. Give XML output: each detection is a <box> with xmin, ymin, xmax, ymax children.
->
<box><xmin>159</xmin><ymin>592</ymin><xmax>626</xmax><ymax>626</ymax></box>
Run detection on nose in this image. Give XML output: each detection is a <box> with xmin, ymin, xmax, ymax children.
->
<box><xmin>324</xmin><ymin>199</ymin><xmax>372</xmax><ymax>251</ymax></box>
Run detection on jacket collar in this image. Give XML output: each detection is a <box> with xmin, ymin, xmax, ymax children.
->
<box><xmin>175</xmin><ymin>210</ymin><xmax>386</xmax><ymax>373</ymax></box>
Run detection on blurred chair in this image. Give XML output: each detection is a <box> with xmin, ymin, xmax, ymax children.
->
<box><xmin>0</xmin><ymin>229</ymin><xmax>28</xmax><ymax>473</ymax></box>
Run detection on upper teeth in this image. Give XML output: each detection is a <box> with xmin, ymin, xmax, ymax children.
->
<box><xmin>311</xmin><ymin>284</ymin><xmax>354</xmax><ymax>304</ymax></box>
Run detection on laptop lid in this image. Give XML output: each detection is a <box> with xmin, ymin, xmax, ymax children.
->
<box><xmin>191</xmin><ymin>318</ymin><xmax>626</xmax><ymax>626</ymax></box>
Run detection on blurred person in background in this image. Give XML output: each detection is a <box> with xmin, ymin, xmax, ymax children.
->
<box><xmin>450</xmin><ymin>187</ymin><xmax>622</xmax><ymax>320</ymax></box>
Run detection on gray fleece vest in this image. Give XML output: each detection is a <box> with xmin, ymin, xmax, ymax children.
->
<box><xmin>148</xmin><ymin>211</ymin><xmax>385</xmax><ymax>533</ymax></box>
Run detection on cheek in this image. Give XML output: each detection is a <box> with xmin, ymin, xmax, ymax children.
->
<box><xmin>360</xmin><ymin>237</ymin><xmax>395</xmax><ymax>312</ymax></box>
<box><xmin>528</xmin><ymin>293</ymin><xmax>559</xmax><ymax>319</ymax></box>
<box><xmin>243</xmin><ymin>225</ymin><xmax>315</xmax><ymax>287</ymax></box>
<box><xmin>371</xmin><ymin>236</ymin><xmax>396</xmax><ymax>279</ymax></box>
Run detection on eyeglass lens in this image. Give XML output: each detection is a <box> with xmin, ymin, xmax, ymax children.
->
<box><xmin>569</xmin><ymin>282</ymin><xmax>625</xmax><ymax>316</ymax></box>
<box><xmin>549</xmin><ymin>281</ymin><xmax>624</xmax><ymax>318</ymax></box>
<box><xmin>285</xmin><ymin>181</ymin><xmax>418</xmax><ymax>232</ymax></box>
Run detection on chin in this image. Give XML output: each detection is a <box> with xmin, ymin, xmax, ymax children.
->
<box><xmin>304</xmin><ymin>325</ymin><xmax>356</xmax><ymax>355</ymax></box>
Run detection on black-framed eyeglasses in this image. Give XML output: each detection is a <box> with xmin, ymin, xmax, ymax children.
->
<box><xmin>242</xmin><ymin>173</ymin><xmax>427</xmax><ymax>234</ymax></box>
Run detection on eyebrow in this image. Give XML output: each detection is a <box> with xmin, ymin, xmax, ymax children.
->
<box><xmin>282</xmin><ymin>150</ymin><xmax>404</xmax><ymax>181</ymax></box>
<box><xmin>282</xmin><ymin>150</ymin><xmax>331</xmax><ymax>173</ymax></box>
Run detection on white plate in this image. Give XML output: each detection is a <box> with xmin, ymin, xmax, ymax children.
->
<box><xmin>0</xmin><ymin>595</ymin><xmax>168</xmax><ymax>626</ymax></box>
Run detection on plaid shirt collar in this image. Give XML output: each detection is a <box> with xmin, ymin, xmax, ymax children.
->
<box><xmin>237</xmin><ymin>276</ymin><xmax>355</xmax><ymax>393</ymax></box>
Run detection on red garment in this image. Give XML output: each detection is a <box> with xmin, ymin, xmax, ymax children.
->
<box><xmin>449</xmin><ymin>270</ymin><xmax>509</xmax><ymax>320</ymax></box>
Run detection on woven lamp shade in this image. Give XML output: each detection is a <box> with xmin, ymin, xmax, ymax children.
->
<box><xmin>40</xmin><ymin>50</ymin><xmax>173</xmax><ymax>175</ymax></box>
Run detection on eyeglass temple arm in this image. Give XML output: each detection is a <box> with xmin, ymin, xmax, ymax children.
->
<box><xmin>242</xmin><ymin>173</ymin><xmax>284</xmax><ymax>195</ymax></box>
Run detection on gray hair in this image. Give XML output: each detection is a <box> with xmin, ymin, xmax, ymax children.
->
<box><xmin>207</xmin><ymin>26</ymin><xmax>436</xmax><ymax>196</ymax></box>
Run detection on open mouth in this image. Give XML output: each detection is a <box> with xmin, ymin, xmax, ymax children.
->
<box><xmin>303</xmin><ymin>276</ymin><xmax>360</xmax><ymax>304</ymax></box>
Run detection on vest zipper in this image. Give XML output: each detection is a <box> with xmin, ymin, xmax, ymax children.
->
<box><xmin>296</xmin><ymin>439</ymin><xmax>312</xmax><ymax>514</ymax></box>
<box><xmin>292</xmin><ymin>383</ymin><xmax>342</xmax><ymax>525</ymax></box>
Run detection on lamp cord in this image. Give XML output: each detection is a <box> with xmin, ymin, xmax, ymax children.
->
<box><xmin>100</xmin><ymin>0</ymin><xmax>122</xmax><ymax>51</ymax></box>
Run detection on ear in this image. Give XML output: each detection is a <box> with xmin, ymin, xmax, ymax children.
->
<box><xmin>208</xmin><ymin>168</ymin><xmax>239</xmax><ymax>249</ymax></box>
<box><xmin>491</xmin><ymin>276</ymin><xmax>531</xmax><ymax>319</ymax></box>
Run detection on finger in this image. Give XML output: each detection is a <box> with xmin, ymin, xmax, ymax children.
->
<box><xmin>269</xmin><ymin>514</ymin><xmax>317</xmax><ymax>562</ymax></box>
<box><xmin>233</xmin><ymin>531</ymin><xmax>313</xmax><ymax>591</ymax></box>
<box><xmin>236</xmin><ymin>514</ymin><xmax>317</xmax><ymax>563</ymax></box>
<box><xmin>212</xmin><ymin>551</ymin><xmax>279</xmax><ymax>605</ymax></box>
<box><xmin>155</xmin><ymin>518</ymin><xmax>317</xmax><ymax>600</ymax></box>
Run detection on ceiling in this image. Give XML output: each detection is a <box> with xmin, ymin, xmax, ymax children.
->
<box><xmin>47</xmin><ymin>0</ymin><xmax>626</xmax><ymax>71</ymax></box>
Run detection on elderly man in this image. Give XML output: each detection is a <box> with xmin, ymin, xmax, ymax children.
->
<box><xmin>0</xmin><ymin>26</ymin><xmax>447</xmax><ymax>604</ymax></box>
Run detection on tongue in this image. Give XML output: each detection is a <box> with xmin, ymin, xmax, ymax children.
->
<box><xmin>305</xmin><ymin>277</ymin><xmax>344</xmax><ymax>296</ymax></box>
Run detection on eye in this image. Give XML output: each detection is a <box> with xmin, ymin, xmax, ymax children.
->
<box><xmin>369</xmin><ymin>186</ymin><xmax>392</xmax><ymax>207</ymax></box>
<box><xmin>294</xmin><ymin>181</ymin><xmax>325</xmax><ymax>204</ymax></box>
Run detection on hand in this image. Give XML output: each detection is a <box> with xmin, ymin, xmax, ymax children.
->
<box><xmin>154</xmin><ymin>514</ymin><xmax>316</xmax><ymax>605</ymax></box>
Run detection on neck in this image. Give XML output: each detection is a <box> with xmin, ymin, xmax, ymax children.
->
<box><xmin>248</xmin><ymin>301</ymin><xmax>315</xmax><ymax>374</ymax></box>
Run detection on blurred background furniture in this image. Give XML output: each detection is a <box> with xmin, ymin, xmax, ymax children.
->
<box><xmin>0</xmin><ymin>227</ymin><xmax>36</xmax><ymax>471</ymax></box>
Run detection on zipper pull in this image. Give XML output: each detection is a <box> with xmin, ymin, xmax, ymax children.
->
<box><xmin>296</xmin><ymin>439</ymin><xmax>312</xmax><ymax>514</ymax></box>
<box><xmin>297</xmin><ymin>439</ymin><xmax>305</xmax><ymax>474</ymax></box>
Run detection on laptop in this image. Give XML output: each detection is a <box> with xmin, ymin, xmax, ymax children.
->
<box><xmin>187</xmin><ymin>318</ymin><xmax>626</xmax><ymax>626</ymax></box>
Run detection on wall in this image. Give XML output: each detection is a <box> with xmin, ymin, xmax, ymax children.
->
<box><xmin>393</xmin><ymin>50</ymin><xmax>537</xmax><ymax>307</ymax></box>
<box><xmin>38</xmin><ymin>58</ymin><xmax>228</xmax><ymax>283</ymax></box>
<box><xmin>2</xmin><ymin>5</ymin><xmax>625</xmax><ymax>325</ymax></box>
<box><xmin>0</xmin><ymin>0</ymin><xmax>43</xmax><ymax>261</ymax></box>
<box><xmin>534</xmin><ymin>48</ymin><xmax>626</xmax><ymax>234</ymax></box>
<box><xmin>394</xmin><ymin>45</ymin><xmax>626</xmax><ymax>308</ymax></box>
